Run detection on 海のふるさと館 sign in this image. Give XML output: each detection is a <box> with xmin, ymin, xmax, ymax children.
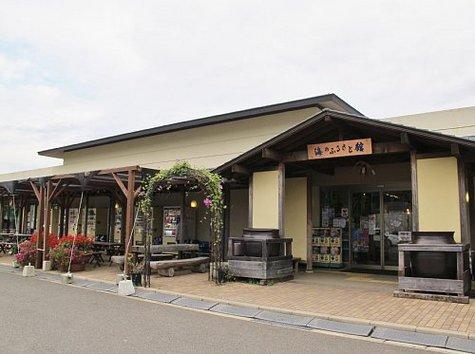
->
<box><xmin>307</xmin><ymin>138</ymin><xmax>372</xmax><ymax>160</ymax></box>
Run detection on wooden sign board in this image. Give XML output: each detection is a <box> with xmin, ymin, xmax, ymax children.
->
<box><xmin>307</xmin><ymin>138</ymin><xmax>372</xmax><ymax>160</ymax></box>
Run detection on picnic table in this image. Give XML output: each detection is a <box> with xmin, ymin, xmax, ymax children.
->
<box><xmin>92</xmin><ymin>242</ymin><xmax>124</xmax><ymax>266</ymax></box>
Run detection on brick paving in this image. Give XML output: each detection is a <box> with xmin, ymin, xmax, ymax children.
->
<box><xmin>3</xmin><ymin>254</ymin><xmax>475</xmax><ymax>337</ymax></box>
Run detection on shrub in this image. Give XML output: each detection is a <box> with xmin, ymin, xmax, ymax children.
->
<box><xmin>49</xmin><ymin>234</ymin><xmax>93</xmax><ymax>270</ymax></box>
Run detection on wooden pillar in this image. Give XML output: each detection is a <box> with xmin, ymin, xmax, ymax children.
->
<box><xmin>458</xmin><ymin>158</ymin><xmax>470</xmax><ymax>244</ymax></box>
<box><xmin>31</xmin><ymin>183</ymin><xmax>45</xmax><ymax>269</ymax></box>
<box><xmin>33</xmin><ymin>203</ymin><xmax>37</xmax><ymax>234</ymax></box>
<box><xmin>180</xmin><ymin>188</ymin><xmax>186</xmax><ymax>243</ymax></box>
<box><xmin>278</xmin><ymin>162</ymin><xmax>285</xmax><ymax>237</ymax></box>
<box><xmin>107</xmin><ymin>195</ymin><xmax>114</xmax><ymax>243</ymax></box>
<box><xmin>410</xmin><ymin>151</ymin><xmax>419</xmax><ymax>232</ymax></box>
<box><xmin>306</xmin><ymin>175</ymin><xmax>313</xmax><ymax>272</ymax></box>
<box><xmin>125</xmin><ymin>171</ymin><xmax>136</xmax><ymax>251</ymax></box>
<box><xmin>83</xmin><ymin>194</ymin><xmax>89</xmax><ymax>235</ymax></box>
<box><xmin>223</xmin><ymin>184</ymin><xmax>231</xmax><ymax>259</ymax></box>
<box><xmin>59</xmin><ymin>195</ymin><xmax>65</xmax><ymax>236</ymax></box>
<box><xmin>248</xmin><ymin>175</ymin><xmax>253</xmax><ymax>228</ymax></box>
<box><xmin>43</xmin><ymin>181</ymin><xmax>52</xmax><ymax>258</ymax></box>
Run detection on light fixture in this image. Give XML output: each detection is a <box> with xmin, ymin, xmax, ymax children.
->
<box><xmin>466</xmin><ymin>191</ymin><xmax>470</xmax><ymax>203</ymax></box>
<box><xmin>115</xmin><ymin>202</ymin><xmax>120</xmax><ymax>210</ymax></box>
<box><xmin>405</xmin><ymin>208</ymin><xmax>411</xmax><ymax>215</ymax></box>
<box><xmin>190</xmin><ymin>200</ymin><xmax>198</xmax><ymax>208</ymax></box>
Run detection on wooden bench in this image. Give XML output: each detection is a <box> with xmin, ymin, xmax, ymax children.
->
<box><xmin>150</xmin><ymin>257</ymin><xmax>209</xmax><ymax>277</ymax></box>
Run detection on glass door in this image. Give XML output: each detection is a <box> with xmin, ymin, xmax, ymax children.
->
<box><xmin>383</xmin><ymin>191</ymin><xmax>412</xmax><ymax>267</ymax></box>
<box><xmin>350</xmin><ymin>191</ymin><xmax>381</xmax><ymax>267</ymax></box>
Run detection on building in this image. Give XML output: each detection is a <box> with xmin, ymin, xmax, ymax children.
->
<box><xmin>1</xmin><ymin>94</ymin><xmax>474</xmax><ymax>272</ymax></box>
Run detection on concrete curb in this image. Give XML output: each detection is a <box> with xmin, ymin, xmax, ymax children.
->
<box><xmin>1</xmin><ymin>264</ymin><xmax>474</xmax><ymax>353</ymax></box>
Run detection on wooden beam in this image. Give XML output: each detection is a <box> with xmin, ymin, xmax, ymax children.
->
<box><xmin>451</xmin><ymin>143</ymin><xmax>461</xmax><ymax>157</ymax></box>
<box><xmin>29</xmin><ymin>181</ymin><xmax>41</xmax><ymax>201</ymax></box>
<box><xmin>98</xmin><ymin>165</ymin><xmax>141</xmax><ymax>175</ymax></box>
<box><xmin>231</xmin><ymin>164</ymin><xmax>249</xmax><ymax>176</ymax></box>
<box><xmin>112</xmin><ymin>173</ymin><xmax>128</xmax><ymax>197</ymax></box>
<box><xmin>400</xmin><ymin>132</ymin><xmax>412</xmax><ymax>148</ymax></box>
<box><xmin>410</xmin><ymin>151</ymin><xmax>419</xmax><ymax>232</ymax></box>
<box><xmin>134</xmin><ymin>186</ymin><xmax>142</xmax><ymax>199</ymax></box>
<box><xmin>262</xmin><ymin>148</ymin><xmax>283</xmax><ymax>162</ymax></box>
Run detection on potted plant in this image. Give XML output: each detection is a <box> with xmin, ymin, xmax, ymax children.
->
<box><xmin>15</xmin><ymin>233</ymin><xmax>59</xmax><ymax>267</ymax></box>
<box><xmin>49</xmin><ymin>235</ymin><xmax>93</xmax><ymax>272</ymax></box>
<box><xmin>126</xmin><ymin>254</ymin><xmax>143</xmax><ymax>286</ymax></box>
<box><xmin>15</xmin><ymin>240</ymin><xmax>36</xmax><ymax>267</ymax></box>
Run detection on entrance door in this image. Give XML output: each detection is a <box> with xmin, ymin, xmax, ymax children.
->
<box><xmin>383</xmin><ymin>191</ymin><xmax>412</xmax><ymax>267</ymax></box>
<box><xmin>350</xmin><ymin>191</ymin><xmax>381</xmax><ymax>267</ymax></box>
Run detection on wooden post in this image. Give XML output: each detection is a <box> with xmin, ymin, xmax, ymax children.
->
<box><xmin>30</xmin><ymin>182</ymin><xmax>45</xmax><ymax>269</ymax></box>
<box><xmin>306</xmin><ymin>175</ymin><xmax>313</xmax><ymax>272</ymax></box>
<box><xmin>458</xmin><ymin>158</ymin><xmax>470</xmax><ymax>244</ymax></box>
<box><xmin>109</xmin><ymin>168</ymin><xmax>141</xmax><ymax>274</ymax></box>
<box><xmin>43</xmin><ymin>180</ymin><xmax>52</xmax><ymax>258</ymax></box>
<box><xmin>180</xmin><ymin>188</ymin><xmax>186</xmax><ymax>243</ymax></box>
<box><xmin>248</xmin><ymin>174</ymin><xmax>253</xmax><ymax>228</ymax></box>
<box><xmin>107</xmin><ymin>195</ymin><xmax>114</xmax><ymax>243</ymax></box>
<box><xmin>223</xmin><ymin>185</ymin><xmax>231</xmax><ymax>259</ymax></box>
<box><xmin>278</xmin><ymin>163</ymin><xmax>285</xmax><ymax>237</ymax></box>
<box><xmin>83</xmin><ymin>194</ymin><xmax>89</xmax><ymax>235</ymax></box>
<box><xmin>410</xmin><ymin>151</ymin><xmax>419</xmax><ymax>232</ymax></box>
<box><xmin>125</xmin><ymin>170</ymin><xmax>136</xmax><ymax>253</ymax></box>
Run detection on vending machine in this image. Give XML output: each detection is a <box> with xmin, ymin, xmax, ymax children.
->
<box><xmin>162</xmin><ymin>207</ymin><xmax>181</xmax><ymax>245</ymax></box>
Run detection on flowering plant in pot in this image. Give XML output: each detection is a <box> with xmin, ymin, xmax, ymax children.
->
<box><xmin>49</xmin><ymin>234</ymin><xmax>93</xmax><ymax>272</ymax></box>
<box><xmin>15</xmin><ymin>240</ymin><xmax>36</xmax><ymax>267</ymax></box>
<box><xmin>126</xmin><ymin>254</ymin><xmax>143</xmax><ymax>286</ymax></box>
<box><xmin>15</xmin><ymin>233</ymin><xmax>59</xmax><ymax>267</ymax></box>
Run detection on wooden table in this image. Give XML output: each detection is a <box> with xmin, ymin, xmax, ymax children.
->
<box><xmin>132</xmin><ymin>244</ymin><xmax>199</xmax><ymax>262</ymax></box>
<box><xmin>93</xmin><ymin>242</ymin><xmax>124</xmax><ymax>264</ymax></box>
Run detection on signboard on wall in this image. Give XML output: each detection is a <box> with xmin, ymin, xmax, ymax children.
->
<box><xmin>307</xmin><ymin>138</ymin><xmax>372</xmax><ymax>160</ymax></box>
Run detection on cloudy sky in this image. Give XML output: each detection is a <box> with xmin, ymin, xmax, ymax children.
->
<box><xmin>0</xmin><ymin>0</ymin><xmax>474</xmax><ymax>173</ymax></box>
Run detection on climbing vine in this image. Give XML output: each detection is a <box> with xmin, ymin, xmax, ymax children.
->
<box><xmin>139</xmin><ymin>161</ymin><xmax>225</xmax><ymax>281</ymax></box>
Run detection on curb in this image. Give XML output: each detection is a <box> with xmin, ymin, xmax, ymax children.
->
<box><xmin>1</xmin><ymin>264</ymin><xmax>474</xmax><ymax>353</ymax></box>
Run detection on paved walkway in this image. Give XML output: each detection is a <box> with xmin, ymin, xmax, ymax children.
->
<box><xmin>2</xmin><ymin>254</ymin><xmax>475</xmax><ymax>338</ymax></box>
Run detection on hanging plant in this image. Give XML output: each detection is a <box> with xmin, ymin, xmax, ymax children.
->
<box><xmin>139</xmin><ymin>161</ymin><xmax>225</xmax><ymax>283</ymax></box>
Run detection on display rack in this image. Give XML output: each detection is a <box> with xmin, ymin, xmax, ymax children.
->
<box><xmin>312</xmin><ymin>227</ymin><xmax>344</xmax><ymax>268</ymax></box>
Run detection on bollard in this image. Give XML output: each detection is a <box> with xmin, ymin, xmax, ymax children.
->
<box><xmin>116</xmin><ymin>273</ymin><xmax>126</xmax><ymax>285</ymax></box>
<box><xmin>118</xmin><ymin>279</ymin><xmax>135</xmax><ymax>296</ymax></box>
<box><xmin>22</xmin><ymin>263</ymin><xmax>36</xmax><ymax>277</ymax></box>
<box><xmin>61</xmin><ymin>272</ymin><xmax>73</xmax><ymax>284</ymax></box>
<box><xmin>42</xmin><ymin>260</ymin><xmax>52</xmax><ymax>271</ymax></box>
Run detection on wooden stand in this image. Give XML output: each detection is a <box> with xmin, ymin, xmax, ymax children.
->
<box><xmin>228</xmin><ymin>237</ymin><xmax>293</xmax><ymax>281</ymax></box>
<box><xmin>395</xmin><ymin>243</ymin><xmax>471</xmax><ymax>304</ymax></box>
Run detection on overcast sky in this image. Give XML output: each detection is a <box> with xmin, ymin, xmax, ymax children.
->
<box><xmin>0</xmin><ymin>0</ymin><xmax>474</xmax><ymax>173</ymax></box>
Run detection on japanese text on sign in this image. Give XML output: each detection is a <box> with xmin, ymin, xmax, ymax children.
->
<box><xmin>307</xmin><ymin>138</ymin><xmax>372</xmax><ymax>160</ymax></box>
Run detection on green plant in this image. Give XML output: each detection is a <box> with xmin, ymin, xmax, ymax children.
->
<box><xmin>140</xmin><ymin>161</ymin><xmax>225</xmax><ymax>270</ymax></box>
<box><xmin>126</xmin><ymin>254</ymin><xmax>144</xmax><ymax>274</ymax></box>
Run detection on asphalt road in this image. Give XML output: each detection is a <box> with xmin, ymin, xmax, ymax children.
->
<box><xmin>0</xmin><ymin>271</ymin><xmax>430</xmax><ymax>354</ymax></box>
